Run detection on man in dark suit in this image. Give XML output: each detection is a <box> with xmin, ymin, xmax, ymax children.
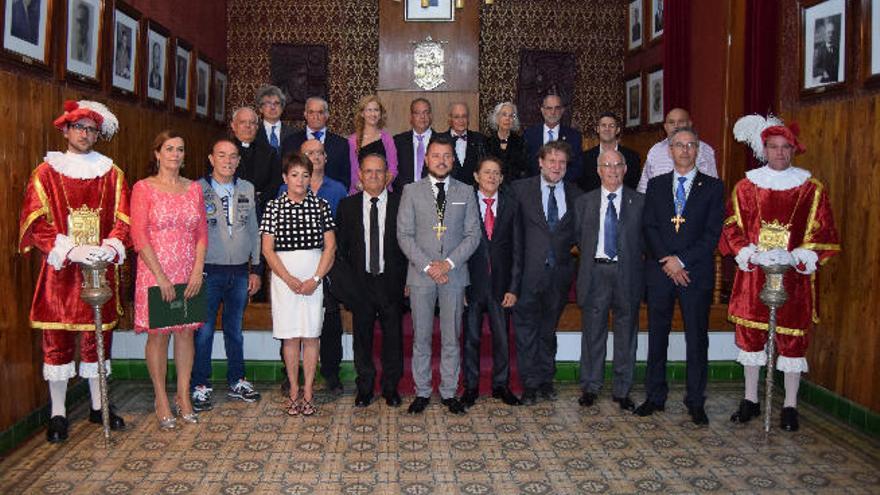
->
<box><xmin>255</xmin><ymin>85</ymin><xmax>294</xmax><ymax>155</ymax></box>
<box><xmin>523</xmin><ymin>94</ymin><xmax>584</xmax><ymax>182</ymax></box>
<box><xmin>335</xmin><ymin>154</ymin><xmax>407</xmax><ymax>408</ymax></box>
<box><xmin>578</xmin><ymin>112</ymin><xmax>641</xmax><ymax>192</ymax></box>
<box><xmin>813</xmin><ymin>19</ymin><xmax>840</xmax><ymax>83</ymax></box>
<box><xmin>230</xmin><ymin>107</ymin><xmax>282</xmax><ymax>218</ymax></box>
<box><xmin>437</xmin><ymin>102</ymin><xmax>486</xmax><ymax>186</ymax></box>
<box><xmin>393</xmin><ymin>98</ymin><xmax>434</xmax><ymax>190</ymax></box>
<box><xmin>462</xmin><ymin>157</ymin><xmax>522</xmax><ymax>408</ymax></box>
<box><xmin>280</xmin><ymin>96</ymin><xmax>350</xmax><ymax>190</ymax></box>
<box><xmin>510</xmin><ymin>141</ymin><xmax>584</xmax><ymax>405</ymax></box>
<box><xmin>635</xmin><ymin>127</ymin><xmax>724</xmax><ymax>425</ymax></box>
<box><xmin>11</xmin><ymin>0</ymin><xmax>41</xmax><ymax>44</ymax></box>
<box><xmin>574</xmin><ymin>149</ymin><xmax>644</xmax><ymax>411</ymax></box>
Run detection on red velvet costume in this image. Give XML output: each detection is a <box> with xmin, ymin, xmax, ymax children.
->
<box><xmin>720</xmin><ymin>172</ymin><xmax>839</xmax><ymax>363</ymax></box>
<box><xmin>19</xmin><ymin>154</ymin><xmax>130</xmax><ymax>379</ymax></box>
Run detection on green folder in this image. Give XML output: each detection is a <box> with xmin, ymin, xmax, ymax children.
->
<box><xmin>147</xmin><ymin>283</ymin><xmax>206</xmax><ymax>329</ymax></box>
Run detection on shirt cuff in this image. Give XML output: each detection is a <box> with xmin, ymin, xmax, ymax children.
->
<box><xmin>675</xmin><ymin>256</ymin><xmax>685</xmax><ymax>269</ymax></box>
<box><xmin>445</xmin><ymin>258</ymin><xmax>455</xmax><ymax>270</ymax></box>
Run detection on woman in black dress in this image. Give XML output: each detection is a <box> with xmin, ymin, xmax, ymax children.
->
<box><xmin>485</xmin><ymin>102</ymin><xmax>529</xmax><ymax>181</ymax></box>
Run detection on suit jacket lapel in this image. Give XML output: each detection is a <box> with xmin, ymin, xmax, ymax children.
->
<box><xmin>682</xmin><ymin>172</ymin><xmax>706</xmax><ymax>217</ymax></box>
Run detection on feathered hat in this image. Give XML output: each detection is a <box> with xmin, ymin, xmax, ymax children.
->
<box><xmin>733</xmin><ymin>113</ymin><xmax>805</xmax><ymax>161</ymax></box>
<box><xmin>52</xmin><ymin>100</ymin><xmax>120</xmax><ymax>140</ymax></box>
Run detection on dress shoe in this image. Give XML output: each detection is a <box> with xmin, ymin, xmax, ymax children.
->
<box><xmin>578</xmin><ymin>392</ymin><xmax>597</xmax><ymax>407</ymax></box>
<box><xmin>634</xmin><ymin>401</ymin><xmax>665</xmax><ymax>417</ymax></box>
<box><xmin>521</xmin><ymin>390</ymin><xmax>538</xmax><ymax>406</ymax></box>
<box><xmin>383</xmin><ymin>391</ymin><xmax>402</xmax><ymax>407</ymax></box>
<box><xmin>408</xmin><ymin>396</ymin><xmax>430</xmax><ymax>414</ymax></box>
<box><xmin>613</xmin><ymin>396</ymin><xmax>636</xmax><ymax>412</ymax></box>
<box><xmin>730</xmin><ymin>399</ymin><xmax>761</xmax><ymax>424</ymax></box>
<box><xmin>688</xmin><ymin>405</ymin><xmax>710</xmax><ymax>425</ymax></box>
<box><xmin>780</xmin><ymin>407</ymin><xmax>799</xmax><ymax>432</ymax></box>
<box><xmin>354</xmin><ymin>392</ymin><xmax>373</xmax><ymax>407</ymax></box>
<box><xmin>324</xmin><ymin>380</ymin><xmax>344</xmax><ymax>396</ymax></box>
<box><xmin>441</xmin><ymin>397</ymin><xmax>467</xmax><ymax>415</ymax></box>
<box><xmin>46</xmin><ymin>415</ymin><xmax>68</xmax><ymax>443</ymax></box>
<box><xmin>539</xmin><ymin>385</ymin><xmax>558</xmax><ymax>402</ymax></box>
<box><xmin>461</xmin><ymin>389</ymin><xmax>479</xmax><ymax>408</ymax></box>
<box><xmin>492</xmin><ymin>387</ymin><xmax>522</xmax><ymax>406</ymax></box>
<box><xmin>89</xmin><ymin>406</ymin><xmax>126</xmax><ymax>430</ymax></box>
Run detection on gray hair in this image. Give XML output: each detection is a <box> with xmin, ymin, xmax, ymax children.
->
<box><xmin>305</xmin><ymin>96</ymin><xmax>329</xmax><ymax>115</ymax></box>
<box><xmin>447</xmin><ymin>101</ymin><xmax>469</xmax><ymax>116</ymax></box>
<box><xmin>668</xmin><ymin>126</ymin><xmax>700</xmax><ymax>144</ymax></box>
<box><xmin>231</xmin><ymin>106</ymin><xmax>257</xmax><ymax>122</ymax></box>
<box><xmin>255</xmin><ymin>85</ymin><xmax>287</xmax><ymax>108</ymax></box>
<box><xmin>488</xmin><ymin>101</ymin><xmax>520</xmax><ymax>132</ymax></box>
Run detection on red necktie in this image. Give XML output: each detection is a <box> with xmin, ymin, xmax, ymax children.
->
<box><xmin>483</xmin><ymin>198</ymin><xmax>495</xmax><ymax>240</ymax></box>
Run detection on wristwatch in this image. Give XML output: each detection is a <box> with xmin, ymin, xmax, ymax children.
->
<box><xmin>312</xmin><ymin>275</ymin><xmax>322</xmax><ymax>285</ymax></box>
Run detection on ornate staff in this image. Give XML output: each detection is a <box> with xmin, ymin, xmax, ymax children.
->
<box><xmin>758</xmin><ymin>261</ymin><xmax>790</xmax><ymax>436</ymax></box>
<box><xmin>78</xmin><ymin>260</ymin><xmax>114</xmax><ymax>446</ymax></box>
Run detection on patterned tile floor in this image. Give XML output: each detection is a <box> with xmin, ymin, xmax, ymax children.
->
<box><xmin>1</xmin><ymin>382</ymin><xmax>878</xmax><ymax>494</ymax></box>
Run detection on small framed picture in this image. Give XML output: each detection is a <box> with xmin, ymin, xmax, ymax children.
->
<box><xmin>404</xmin><ymin>0</ymin><xmax>454</xmax><ymax>22</ymax></box>
<box><xmin>647</xmin><ymin>68</ymin><xmax>664</xmax><ymax>124</ymax></box>
<box><xmin>145</xmin><ymin>21</ymin><xmax>168</xmax><ymax>104</ymax></box>
<box><xmin>213</xmin><ymin>69</ymin><xmax>227</xmax><ymax>122</ymax></box>
<box><xmin>625</xmin><ymin>74</ymin><xmax>642</xmax><ymax>128</ymax></box>
<box><xmin>110</xmin><ymin>2</ymin><xmax>140</xmax><ymax>95</ymax></box>
<box><xmin>863</xmin><ymin>0</ymin><xmax>880</xmax><ymax>86</ymax></box>
<box><xmin>800</xmin><ymin>0</ymin><xmax>849</xmax><ymax>96</ymax></box>
<box><xmin>650</xmin><ymin>0</ymin><xmax>663</xmax><ymax>40</ymax></box>
<box><xmin>173</xmin><ymin>38</ymin><xmax>191</xmax><ymax>111</ymax></box>
<box><xmin>65</xmin><ymin>0</ymin><xmax>103</xmax><ymax>81</ymax></box>
<box><xmin>195</xmin><ymin>56</ymin><xmax>210</xmax><ymax>117</ymax></box>
<box><xmin>2</xmin><ymin>0</ymin><xmax>53</xmax><ymax>66</ymax></box>
<box><xmin>628</xmin><ymin>0</ymin><xmax>643</xmax><ymax>51</ymax></box>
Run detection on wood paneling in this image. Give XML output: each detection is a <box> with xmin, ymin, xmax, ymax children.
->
<box><xmin>377</xmin><ymin>90</ymin><xmax>479</xmax><ymax>135</ymax></box>
<box><xmin>0</xmin><ymin>68</ymin><xmax>223</xmax><ymax>432</ymax></box>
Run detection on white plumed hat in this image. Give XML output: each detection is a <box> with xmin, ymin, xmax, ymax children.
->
<box><xmin>732</xmin><ymin>113</ymin><xmax>784</xmax><ymax>162</ymax></box>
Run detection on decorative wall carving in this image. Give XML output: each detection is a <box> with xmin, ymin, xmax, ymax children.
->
<box><xmin>269</xmin><ymin>44</ymin><xmax>329</xmax><ymax>123</ymax></box>
<box><xmin>516</xmin><ymin>50</ymin><xmax>577</xmax><ymax>129</ymax></box>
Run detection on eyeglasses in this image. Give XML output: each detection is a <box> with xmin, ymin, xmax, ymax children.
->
<box><xmin>671</xmin><ymin>142</ymin><xmax>699</xmax><ymax>151</ymax></box>
<box><xmin>599</xmin><ymin>162</ymin><xmax>625</xmax><ymax>169</ymax></box>
<box><xmin>303</xmin><ymin>150</ymin><xmax>326</xmax><ymax>157</ymax></box>
<box><xmin>70</xmin><ymin>123</ymin><xmax>99</xmax><ymax>135</ymax></box>
<box><xmin>261</xmin><ymin>100</ymin><xmax>282</xmax><ymax>108</ymax></box>
<box><xmin>542</xmin><ymin>105</ymin><xmax>564</xmax><ymax>111</ymax></box>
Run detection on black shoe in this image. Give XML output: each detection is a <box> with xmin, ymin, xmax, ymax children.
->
<box><xmin>634</xmin><ymin>401</ymin><xmax>665</xmax><ymax>417</ymax></box>
<box><xmin>325</xmin><ymin>380</ymin><xmax>344</xmax><ymax>396</ymax></box>
<box><xmin>383</xmin><ymin>391</ymin><xmax>402</xmax><ymax>407</ymax></box>
<box><xmin>730</xmin><ymin>399</ymin><xmax>761</xmax><ymax>424</ymax></box>
<box><xmin>539</xmin><ymin>385</ymin><xmax>558</xmax><ymax>402</ymax></box>
<box><xmin>521</xmin><ymin>390</ymin><xmax>538</xmax><ymax>406</ymax></box>
<box><xmin>354</xmin><ymin>392</ymin><xmax>373</xmax><ymax>407</ymax></box>
<box><xmin>688</xmin><ymin>405</ymin><xmax>710</xmax><ymax>425</ymax></box>
<box><xmin>89</xmin><ymin>406</ymin><xmax>125</xmax><ymax>430</ymax></box>
<box><xmin>492</xmin><ymin>387</ymin><xmax>521</xmax><ymax>406</ymax></box>
<box><xmin>46</xmin><ymin>415</ymin><xmax>68</xmax><ymax>443</ymax></box>
<box><xmin>441</xmin><ymin>397</ymin><xmax>467</xmax><ymax>415</ymax></box>
<box><xmin>461</xmin><ymin>388</ymin><xmax>479</xmax><ymax>408</ymax></box>
<box><xmin>408</xmin><ymin>396</ymin><xmax>430</xmax><ymax>414</ymax></box>
<box><xmin>613</xmin><ymin>396</ymin><xmax>636</xmax><ymax>412</ymax></box>
<box><xmin>578</xmin><ymin>392</ymin><xmax>597</xmax><ymax>407</ymax></box>
<box><xmin>780</xmin><ymin>407</ymin><xmax>799</xmax><ymax>432</ymax></box>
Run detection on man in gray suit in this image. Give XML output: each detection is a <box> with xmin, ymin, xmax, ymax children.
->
<box><xmin>398</xmin><ymin>135</ymin><xmax>481</xmax><ymax>415</ymax></box>
<box><xmin>574</xmin><ymin>149</ymin><xmax>644</xmax><ymax>411</ymax></box>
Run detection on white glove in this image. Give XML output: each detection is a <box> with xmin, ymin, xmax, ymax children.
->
<box><xmin>751</xmin><ymin>248</ymin><xmax>795</xmax><ymax>267</ymax></box>
<box><xmin>791</xmin><ymin>248</ymin><xmax>818</xmax><ymax>275</ymax></box>
<box><xmin>93</xmin><ymin>243</ymin><xmax>117</xmax><ymax>262</ymax></box>
<box><xmin>67</xmin><ymin>245</ymin><xmax>101</xmax><ymax>265</ymax></box>
<box><xmin>101</xmin><ymin>238</ymin><xmax>126</xmax><ymax>264</ymax></box>
<box><xmin>735</xmin><ymin>243</ymin><xmax>757</xmax><ymax>272</ymax></box>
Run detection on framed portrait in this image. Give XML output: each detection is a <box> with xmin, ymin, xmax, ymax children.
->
<box><xmin>173</xmin><ymin>38</ymin><xmax>192</xmax><ymax>111</ymax></box>
<box><xmin>195</xmin><ymin>56</ymin><xmax>210</xmax><ymax>117</ymax></box>
<box><xmin>650</xmin><ymin>0</ymin><xmax>663</xmax><ymax>39</ymax></box>
<box><xmin>647</xmin><ymin>68</ymin><xmax>663</xmax><ymax>124</ymax></box>
<box><xmin>65</xmin><ymin>0</ymin><xmax>103</xmax><ymax>81</ymax></box>
<box><xmin>800</xmin><ymin>0</ymin><xmax>849</xmax><ymax>95</ymax></box>
<box><xmin>2</xmin><ymin>0</ymin><xmax>52</xmax><ymax>66</ymax></box>
<box><xmin>110</xmin><ymin>3</ymin><xmax>140</xmax><ymax>94</ymax></box>
<box><xmin>145</xmin><ymin>21</ymin><xmax>168</xmax><ymax>104</ymax></box>
<box><xmin>404</xmin><ymin>0</ymin><xmax>454</xmax><ymax>22</ymax></box>
<box><xmin>628</xmin><ymin>0</ymin><xmax>643</xmax><ymax>51</ymax></box>
<box><xmin>625</xmin><ymin>74</ymin><xmax>642</xmax><ymax>128</ymax></box>
<box><xmin>863</xmin><ymin>0</ymin><xmax>880</xmax><ymax>86</ymax></box>
<box><xmin>213</xmin><ymin>69</ymin><xmax>227</xmax><ymax>122</ymax></box>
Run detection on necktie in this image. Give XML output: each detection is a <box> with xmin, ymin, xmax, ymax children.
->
<box><xmin>604</xmin><ymin>193</ymin><xmax>618</xmax><ymax>259</ymax></box>
<box><xmin>369</xmin><ymin>197</ymin><xmax>380</xmax><ymax>275</ymax></box>
<box><xmin>455</xmin><ymin>133</ymin><xmax>467</xmax><ymax>141</ymax></box>
<box><xmin>546</xmin><ymin>185</ymin><xmax>558</xmax><ymax>230</ymax></box>
<box><xmin>313</xmin><ymin>130</ymin><xmax>324</xmax><ymax>141</ymax></box>
<box><xmin>675</xmin><ymin>176</ymin><xmax>687</xmax><ymax>215</ymax></box>
<box><xmin>436</xmin><ymin>182</ymin><xmax>446</xmax><ymax>212</ymax></box>
<box><xmin>547</xmin><ymin>129</ymin><xmax>555</xmax><ymax>142</ymax></box>
<box><xmin>483</xmin><ymin>198</ymin><xmax>495</xmax><ymax>240</ymax></box>
<box><xmin>269</xmin><ymin>124</ymin><xmax>279</xmax><ymax>151</ymax></box>
<box><xmin>416</xmin><ymin>134</ymin><xmax>426</xmax><ymax>178</ymax></box>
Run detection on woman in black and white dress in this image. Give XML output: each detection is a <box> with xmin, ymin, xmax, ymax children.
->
<box><xmin>261</xmin><ymin>152</ymin><xmax>336</xmax><ymax>416</ymax></box>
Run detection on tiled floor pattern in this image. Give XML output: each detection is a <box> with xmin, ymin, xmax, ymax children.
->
<box><xmin>1</xmin><ymin>382</ymin><xmax>878</xmax><ymax>494</ymax></box>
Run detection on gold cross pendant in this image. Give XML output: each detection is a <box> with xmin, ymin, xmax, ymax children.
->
<box><xmin>433</xmin><ymin>222</ymin><xmax>447</xmax><ymax>240</ymax></box>
<box><xmin>671</xmin><ymin>215</ymin><xmax>686</xmax><ymax>233</ymax></box>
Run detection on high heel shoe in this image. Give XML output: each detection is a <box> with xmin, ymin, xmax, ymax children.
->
<box><xmin>175</xmin><ymin>398</ymin><xmax>199</xmax><ymax>424</ymax></box>
<box><xmin>155</xmin><ymin>401</ymin><xmax>177</xmax><ymax>430</ymax></box>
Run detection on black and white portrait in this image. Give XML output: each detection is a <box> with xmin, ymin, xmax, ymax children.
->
<box><xmin>195</xmin><ymin>58</ymin><xmax>210</xmax><ymax>117</ymax></box>
<box><xmin>146</xmin><ymin>28</ymin><xmax>167</xmax><ymax>102</ymax></box>
<box><xmin>647</xmin><ymin>69</ymin><xmax>663</xmax><ymax>124</ymax></box>
<box><xmin>629</xmin><ymin>0</ymin><xmax>643</xmax><ymax>50</ymax></box>
<box><xmin>625</xmin><ymin>75</ymin><xmax>642</xmax><ymax>128</ymax></box>
<box><xmin>803</xmin><ymin>0</ymin><xmax>846</xmax><ymax>90</ymax></box>
<box><xmin>174</xmin><ymin>43</ymin><xmax>191</xmax><ymax>110</ymax></box>
<box><xmin>213</xmin><ymin>70</ymin><xmax>227</xmax><ymax>122</ymax></box>
<box><xmin>651</xmin><ymin>0</ymin><xmax>663</xmax><ymax>39</ymax></box>
<box><xmin>3</xmin><ymin>0</ymin><xmax>49</xmax><ymax>62</ymax></box>
<box><xmin>66</xmin><ymin>0</ymin><xmax>102</xmax><ymax>79</ymax></box>
<box><xmin>111</xmin><ymin>9</ymin><xmax>138</xmax><ymax>92</ymax></box>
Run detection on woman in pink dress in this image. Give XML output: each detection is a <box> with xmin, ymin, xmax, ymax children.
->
<box><xmin>131</xmin><ymin>130</ymin><xmax>207</xmax><ymax>430</ymax></box>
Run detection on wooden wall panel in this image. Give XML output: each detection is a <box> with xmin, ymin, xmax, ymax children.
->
<box><xmin>377</xmin><ymin>90</ymin><xmax>479</xmax><ymax>136</ymax></box>
<box><xmin>0</xmin><ymin>68</ymin><xmax>222</xmax><ymax>432</ymax></box>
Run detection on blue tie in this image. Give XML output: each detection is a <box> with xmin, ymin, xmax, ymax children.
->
<box><xmin>269</xmin><ymin>124</ymin><xmax>279</xmax><ymax>151</ymax></box>
<box><xmin>546</xmin><ymin>185</ymin><xmax>558</xmax><ymax>267</ymax></box>
<box><xmin>604</xmin><ymin>193</ymin><xmax>618</xmax><ymax>259</ymax></box>
<box><xmin>675</xmin><ymin>176</ymin><xmax>687</xmax><ymax>215</ymax></box>
<box><xmin>547</xmin><ymin>129</ymin><xmax>555</xmax><ymax>142</ymax></box>
<box><xmin>313</xmin><ymin>130</ymin><xmax>324</xmax><ymax>141</ymax></box>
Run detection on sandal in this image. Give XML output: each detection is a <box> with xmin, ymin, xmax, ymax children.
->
<box><xmin>285</xmin><ymin>393</ymin><xmax>302</xmax><ymax>416</ymax></box>
<box><xmin>301</xmin><ymin>399</ymin><xmax>316</xmax><ymax>417</ymax></box>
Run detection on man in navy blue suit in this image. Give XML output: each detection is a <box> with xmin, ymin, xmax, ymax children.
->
<box><xmin>635</xmin><ymin>127</ymin><xmax>724</xmax><ymax>426</ymax></box>
<box><xmin>523</xmin><ymin>94</ymin><xmax>583</xmax><ymax>182</ymax></box>
<box><xmin>280</xmin><ymin>97</ymin><xmax>350</xmax><ymax>191</ymax></box>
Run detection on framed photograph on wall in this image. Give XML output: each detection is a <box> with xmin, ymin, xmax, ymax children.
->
<box><xmin>647</xmin><ymin>68</ymin><xmax>663</xmax><ymax>124</ymax></box>
<box><xmin>173</xmin><ymin>38</ymin><xmax>191</xmax><ymax>111</ymax></box>
<box><xmin>195</xmin><ymin>56</ymin><xmax>210</xmax><ymax>117</ymax></box>
<box><xmin>213</xmin><ymin>69</ymin><xmax>227</xmax><ymax>122</ymax></box>
<box><xmin>145</xmin><ymin>21</ymin><xmax>168</xmax><ymax>104</ymax></box>
<box><xmin>110</xmin><ymin>3</ymin><xmax>140</xmax><ymax>94</ymax></box>
<box><xmin>2</xmin><ymin>0</ymin><xmax>52</xmax><ymax>66</ymax></box>
<box><xmin>404</xmin><ymin>0</ymin><xmax>454</xmax><ymax>22</ymax></box>
<box><xmin>800</xmin><ymin>0</ymin><xmax>849</xmax><ymax>96</ymax></box>
<box><xmin>625</xmin><ymin>74</ymin><xmax>642</xmax><ymax>128</ymax></box>
<box><xmin>628</xmin><ymin>0</ymin><xmax>644</xmax><ymax>51</ymax></box>
<box><xmin>650</xmin><ymin>0</ymin><xmax>664</xmax><ymax>39</ymax></box>
<box><xmin>863</xmin><ymin>0</ymin><xmax>880</xmax><ymax>86</ymax></box>
<box><xmin>65</xmin><ymin>0</ymin><xmax>103</xmax><ymax>81</ymax></box>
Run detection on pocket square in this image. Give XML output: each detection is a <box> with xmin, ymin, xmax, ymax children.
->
<box><xmin>451</xmin><ymin>202</ymin><xmax>466</xmax><ymax>205</ymax></box>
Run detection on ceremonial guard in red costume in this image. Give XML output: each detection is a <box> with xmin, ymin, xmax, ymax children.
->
<box><xmin>721</xmin><ymin>114</ymin><xmax>840</xmax><ymax>431</ymax></box>
<box><xmin>19</xmin><ymin>100</ymin><xmax>130</xmax><ymax>443</ymax></box>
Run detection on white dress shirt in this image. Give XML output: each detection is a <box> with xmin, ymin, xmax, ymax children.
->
<box><xmin>362</xmin><ymin>190</ymin><xmax>388</xmax><ymax>273</ymax></box>
<box><xmin>595</xmin><ymin>185</ymin><xmax>623</xmax><ymax>260</ymax></box>
<box><xmin>477</xmin><ymin>190</ymin><xmax>498</xmax><ymax>222</ymax></box>
<box><xmin>451</xmin><ymin>130</ymin><xmax>467</xmax><ymax>165</ymax></box>
<box><xmin>543</xmin><ymin>124</ymin><xmax>561</xmax><ymax>144</ymax></box>
<box><xmin>263</xmin><ymin>121</ymin><xmax>281</xmax><ymax>144</ymax></box>
<box><xmin>412</xmin><ymin>128</ymin><xmax>433</xmax><ymax>179</ymax></box>
<box><xmin>307</xmin><ymin>126</ymin><xmax>328</xmax><ymax>143</ymax></box>
<box><xmin>540</xmin><ymin>175</ymin><xmax>567</xmax><ymax>221</ymax></box>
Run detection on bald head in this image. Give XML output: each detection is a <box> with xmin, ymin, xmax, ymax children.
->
<box><xmin>663</xmin><ymin>108</ymin><xmax>692</xmax><ymax>138</ymax></box>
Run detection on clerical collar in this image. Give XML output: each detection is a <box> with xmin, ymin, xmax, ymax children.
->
<box><xmin>240</xmin><ymin>141</ymin><xmax>251</xmax><ymax>148</ymax></box>
<box><xmin>746</xmin><ymin>165</ymin><xmax>811</xmax><ymax>191</ymax></box>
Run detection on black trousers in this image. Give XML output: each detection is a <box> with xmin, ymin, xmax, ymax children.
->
<box><xmin>462</xmin><ymin>296</ymin><xmax>511</xmax><ymax>391</ymax></box>
<box><xmin>351</xmin><ymin>273</ymin><xmax>404</xmax><ymax>395</ymax></box>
